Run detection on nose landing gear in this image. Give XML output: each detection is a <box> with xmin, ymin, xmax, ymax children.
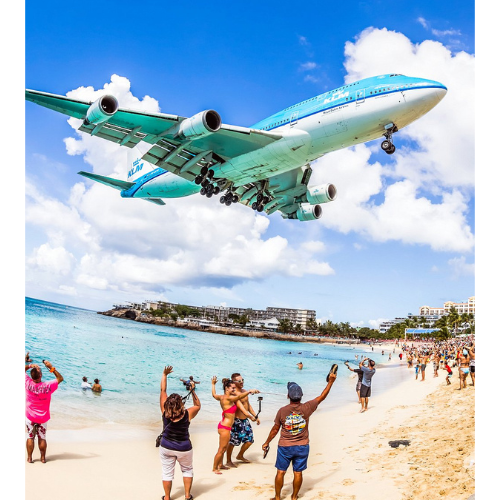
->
<box><xmin>381</xmin><ymin>123</ymin><xmax>398</xmax><ymax>155</ymax></box>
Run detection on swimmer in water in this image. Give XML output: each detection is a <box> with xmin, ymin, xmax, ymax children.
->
<box><xmin>297</xmin><ymin>362</ymin><xmax>303</xmax><ymax>370</ymax></box>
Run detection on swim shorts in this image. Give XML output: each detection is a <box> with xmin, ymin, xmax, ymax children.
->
<box><xmin>229</xmin><ymin>418</ymin><xmax>254</xmax><ymax>446</ymax></box>
<box><xmin>420</xmin><ymin>364</ymin><xmax>426</xmax><ymax>371</ymax></box>
<box><xmin>470</xmin><ymin>365</ymin><xmax>475</xmax><ymax>373</ymax></box>
<box><xmin>356</xmin><ymin>380</ymin><xmax>362</xmax><ymax>392</ymax></box>
<box><xmin>359</xmin><ymin>384</ymin><xmax>371</xmax><ymax>398</ymax></box>
<box><xmin>276</xmin><ymin>444</ymin><xmax>309</xmax><ymax>472</ymax></box>
<box><xmin>25</xmin><ymin>418</ymin><xmax>47</xmax><ymax>440</ymax></box>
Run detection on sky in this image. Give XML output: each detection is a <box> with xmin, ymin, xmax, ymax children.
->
<box><xmin>21</xmin><ymin>0</ymin><xmax>477</xmax><ymax>328</ymax></box>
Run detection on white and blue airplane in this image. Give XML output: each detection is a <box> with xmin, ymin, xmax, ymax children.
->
<box><xmin>26</xmin><ymin>73</ymin><xmax>446</xmax><ymax>221</ymax></box>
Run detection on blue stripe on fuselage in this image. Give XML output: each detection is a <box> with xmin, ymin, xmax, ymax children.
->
<box><xmin>121</xmin><ymin>168</ymin><xmax>168</xmax><ymax>198</ymax></box>
<box><xmin>253</xmin><ymin>76</ymin><xmax>446</xmax><ymax>132</ymax></box>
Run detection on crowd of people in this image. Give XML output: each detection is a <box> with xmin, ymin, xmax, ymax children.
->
<box><xmin>401</xmin><ymin>337</ymin><xmax>475</xmax><ymax>389</ymax></box>
<box><xmin>26</xmin><ymin>336</ymin><xmax>473</xmax><ymax>500</ymax></box>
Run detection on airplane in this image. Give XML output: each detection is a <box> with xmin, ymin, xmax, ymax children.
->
<box><xmin>25</xmin><ymin>73</ymin><xmax>447</xmax><ymax>221</ymax></box>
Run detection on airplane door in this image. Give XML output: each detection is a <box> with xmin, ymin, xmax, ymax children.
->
<box><xmin>290</xmin><ymin>111</ymin><xmax>299</xmax><ymax>126</ymax></box>
<box><xmin>356</xmin><ymin>89</ymin><xmax>365</xmax><ymax>104</ymax></box>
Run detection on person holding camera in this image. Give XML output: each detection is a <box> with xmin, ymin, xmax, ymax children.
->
<box><xmin>25</xmin><ymin>355</ymin><xmax>64</xmax><ymax>463</ymax></box>
<box><xmin>358</xmin><ymin>357</ymin><xmax>376</xmax><ymax>413</ymax></box>
<box><xmin>159</xmin><ymin>365</ymin><xmax>200</xmax><ymax>500</ymax></box>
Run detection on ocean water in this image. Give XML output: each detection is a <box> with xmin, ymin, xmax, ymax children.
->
<box><xmin>25</xmin><ymin>297</ymin><xmax>405</xmax><ymax>430</ymax></box>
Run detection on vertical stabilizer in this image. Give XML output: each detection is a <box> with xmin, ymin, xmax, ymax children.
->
<box><xmin>126</xmin><ymin>147</ymin><xmax>156</xmax><ymax>182</ymax></box>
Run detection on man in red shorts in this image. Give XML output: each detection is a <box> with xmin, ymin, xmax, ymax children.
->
<box><xmin>25</xmin><ymin>356</ymin><xmax>64</xmax><ymax>463</ymax></box>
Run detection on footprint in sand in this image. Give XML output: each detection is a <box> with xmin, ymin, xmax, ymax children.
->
<box><xmin>342</xmin><ymin>479</ymin><xmax>354</xmax><ymax>486</ymax></box>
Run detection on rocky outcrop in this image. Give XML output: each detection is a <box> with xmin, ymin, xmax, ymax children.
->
<box><xmin>97</xmin><ymin>308</ymin><xmax>359</xmax><ymax>345</ymax></box>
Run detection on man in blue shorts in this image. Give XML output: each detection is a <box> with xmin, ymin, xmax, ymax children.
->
<box><xmin>225</xmin><ymin>372</ymin><xmax>260</xmax><ymax>467</ymax></box>
<box><xmin>262</xmin><ymin>371</ymin><xmax>337</xmax><ymax>500</ymax></box>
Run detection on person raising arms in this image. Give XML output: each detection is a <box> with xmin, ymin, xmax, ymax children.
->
<box><xmin>211</xmin><ymin>376</ymin><xmax>259</xmax><ymax>474</ymax></box>
<box><xmin>159</xmin><ymin>365</ymin><xmax>201</xmax><ymax>500</ymax></box>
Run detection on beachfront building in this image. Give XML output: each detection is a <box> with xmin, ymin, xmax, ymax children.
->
<box><xmin>247</xmin><ymin>317</ymin><xmax>280</xmax><ymax>331</ymax></box>
<box><xmin>265</xmin><ymin>307</ymin><xmax>316</xmax><ymax>328</ymax></box>
<box><xmin>419</xmin><ymin>296</ymin><xmax>475</xmax><ymax>317</ymax></box>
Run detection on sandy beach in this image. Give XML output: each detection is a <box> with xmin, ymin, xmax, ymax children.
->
<box><xmin>25</xmin><ymin>359</ymin><xmax>475</xmax><ymax>500</ymax></box>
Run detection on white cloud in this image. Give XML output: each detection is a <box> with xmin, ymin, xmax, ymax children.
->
<box><xmin>26</xmin><ymin>243</ymin><xmax>76</xmax><ymax>275</ymax></box>
<box><xmin>309</xmin><ymin>28</ymin><xmax>474</xmax><ymax>253</ymax></box>
<box><xmin>25</xmin><ymin>75</ymin><xmax>335</xmax><ymax>298</ymax></box>
<box><xmin>448</xmin><ymin>256</ymin><xmax>475</xmax><ymax>278</ymax></box>
<box><xmin>299</xmin><ymin>62</ymin><xmax>318</xmax><ymax>71</ymax></box>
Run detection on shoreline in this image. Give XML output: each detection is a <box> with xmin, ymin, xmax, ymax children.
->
<box><xmin>25</xmin><ymin>362</ymin><xmax>474</xmax><ymax>499</ymax></box>
<box><xmin>98</xmin><ymin>308</ymin><xmax>363</xmax><ymax>345</ymax></box>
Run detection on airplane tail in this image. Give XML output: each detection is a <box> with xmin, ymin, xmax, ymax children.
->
<box><xmin>77</xmin><ymin>171</ymin><xmax>166</xmax><ymax>206</ymax></box>
<box><xmin>126</xmin><ymin>147</ymin><xmax>156</xmax><ymax>182</ymax></box>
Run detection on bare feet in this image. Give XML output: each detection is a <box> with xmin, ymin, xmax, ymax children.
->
<box><xmin>219</xmin><ymin>464</ymin><xmax>230</xmax><ymax>470</ymax></box>
<box><xmin>360</xmin><ymin>408</ymin><xmax>366</xmax><ymax>413</ymax></box>
<box><xmin>213</xmin><ymin>469</ymin><xmax>222</xmax><ymax>475</ymax></box>
<box><xmin>27</xmin><ymin>457</ymin><xmax>34</xmax><ymax>463</ymax></box>
<box><xmin>236</xmin><ymin>455</ymin><xmax>251</xmax><ymax>463</ymax></box>
<box><xmin>225</xmin><ymin>461</ymin><xmax>237</xmax><ymax>468</ymax></box>
<box><xmin>41</xmin><ymin>457</ymin><xmax>46</xmax><ymax>463</ymax></box>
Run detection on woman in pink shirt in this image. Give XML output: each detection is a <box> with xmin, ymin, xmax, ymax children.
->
<box><xmin>25</xmin><ymin>357</ymin><xmax>64</xmax><ymax>463</ymax></box>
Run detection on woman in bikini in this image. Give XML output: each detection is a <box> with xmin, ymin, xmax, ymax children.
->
<box><xmin>211</xmin><ymin>376</ymin><xmax>259</xmax><ymax>474</ymax></box>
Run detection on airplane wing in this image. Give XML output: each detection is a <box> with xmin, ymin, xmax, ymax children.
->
<box><xmin>25</xmin><ymin>90</ymin><xmax>283</xmax><ymax>181</ymax></box>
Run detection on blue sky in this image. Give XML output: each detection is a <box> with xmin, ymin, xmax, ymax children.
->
<box><xmin>22</xmin><ymin>1</ymin><xmax>476</xmax><ymax>327</ymax></box>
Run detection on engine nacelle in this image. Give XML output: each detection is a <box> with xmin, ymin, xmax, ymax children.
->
<box><xmin>178</xmin><ymin>110</ymin><xmax>221</xmax><ymax>139</ymax></box>
<box><xmin>296</xmin><ymin>203</ymin><xmax>322</xmax><ymax>221</ymax></box>
<box><xmin>306</xmin><ymin>183</ymin><xmax>337</xmax><ymax>205</ymax></box>
<box><xmin>84</xmin><ymin>95</ymin><xmax>119</xmax><ymax>125</ymax></box>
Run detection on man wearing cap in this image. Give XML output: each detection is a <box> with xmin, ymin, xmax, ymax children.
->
<box><xmin>262</xmin><ymin>371</ymin><xmax>337</xmax><ymax>500</ymax></box>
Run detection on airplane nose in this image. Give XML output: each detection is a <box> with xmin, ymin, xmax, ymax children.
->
<box><xmin>434</xmin><ymin>86</ymin><xmax>447</xmax><ymax>102</ymax></box>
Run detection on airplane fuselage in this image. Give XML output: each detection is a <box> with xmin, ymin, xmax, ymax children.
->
<box><xmin>122</xmin><ymin>73</ymin><xmax>447</xmax><ymax>201</ymax></box>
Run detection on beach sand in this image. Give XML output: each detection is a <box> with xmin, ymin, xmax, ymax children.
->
<box><xmin>25</xmin><ymin>362</ymin><xmax>475</xmax><ymax>500</ymax></box>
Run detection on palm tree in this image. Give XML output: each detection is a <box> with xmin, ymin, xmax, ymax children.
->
<box><xmin>447</xmin><ymin>307</ymin><xmax>461</xmax><ymax>337</ymax></box>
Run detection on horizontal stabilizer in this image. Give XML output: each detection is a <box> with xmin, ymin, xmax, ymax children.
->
<box><xmin>144</xmin><ymin>198</ymin><xmax>166</xmax><ymax>206</ymax></box>
<box><xmin>78</xmin><ymin>171</ymin><xmax>135</xmax><ymax>191</ymax></box>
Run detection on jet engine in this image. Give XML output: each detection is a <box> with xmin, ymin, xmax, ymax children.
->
<box><xmin>84</xmin><ymin>95</ymin><xmax>119</xmax><ymax>125</ymax></box>
<box><xmin>296</xmin><ymin>203</ymin><xmax>322</xmax><ymax>221</ymax></box>
<box><xmin>178</xmin><ymin>110</ymin><xmax>222</xmax><ymax>139</ymax></box>
<box><xmin>306</xmin><ymin>183</ymin><xmax>337</xmax><ymax>205</ymax></box>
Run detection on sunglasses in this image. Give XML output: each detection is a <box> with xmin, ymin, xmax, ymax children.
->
<box><xmin>234</xmin><ymin>379</ymin><xmax>244</xmax><ymax>383</ymax></box>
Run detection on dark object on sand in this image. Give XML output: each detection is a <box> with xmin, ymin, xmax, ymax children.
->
<box><xmin>263</xmin><ymin>445</ymin><xmax>270</xmax><ymax>459</ymax></box>
<box><xmin>388</xmin><ymin>440</ymin><xmax>411</xmax><ymax>448</ymax></box>
<box><xmin>326</xmin><ymin>364</ymin><xmax>338</xmax><ymax>382</ymax></box>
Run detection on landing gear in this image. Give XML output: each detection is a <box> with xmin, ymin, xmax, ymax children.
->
<box><xmin>381</xmin><ymin>124</ymin><xmax>398</xmax><ymax>155</ymax></box>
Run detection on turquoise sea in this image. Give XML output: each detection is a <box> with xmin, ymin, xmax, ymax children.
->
<box><xmin>25</xmin><ymin>297</ymin><xmax>407</xmax><ymax>430</ymax></box>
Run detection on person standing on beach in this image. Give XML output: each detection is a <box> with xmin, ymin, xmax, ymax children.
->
<box><xmin>159</xmin><ymin>365</ymin><xmax>201</xmax><ymax>500</ymax></box>
<box><xmin>262</xmin><ymin>371</ymin><xmax>337</xmax><ymax>500</ymax></box>
<box><xmin>225</xmin><ymin>373</ymin><xmax>260</xmax><ymax>468</ymax></box>
<box><xmin>25</xmin><ymin>357</ymin><xmax>64</xmax><ymax>463</ymax></box>
<box><xmin>458</xmin><ymin>349</ymin><xmax>470</xmax><ymax>390</ymax></box>
<box><xmin>211</xmin><ymin>377</ymin><xmax>259</xmax><ymax>474</ymax></box>
<box><xmin>445</xmin><ymin>362</ymin><xmax>453</xmax><ymax>385</ymax></box>
<box><xmin>469</xmin><ymin>345</ymin><xmax>475</xmax><ymax>386</ymax></box>
<box><xmin>358</xmin><ymin>358</ymin><xmax>376</xmax><ymax>413</ymax></box>
<box><xmin>420</xmin><ymin>354</ymin><xmax>427</xmax><ymax>381</ymax></box>
<box><xmin>344</xmin><ymin>361</ymin><xmax>363</xmax><ymax>403</ymax></box>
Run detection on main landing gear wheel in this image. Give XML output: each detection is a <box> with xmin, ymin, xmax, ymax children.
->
<box><xmin>220</xmin><ymin>195</ymin><xmax>226</xmax><ymax>204</ymax></box>
<box><xmin>195</xmin><ymin>175</ymin><xmax>203</xmax><ymax>185</ymax></box>
<box><xmin>213</xmin><ymin>186</ymin><xmax>220</xmax><ymax>195</ymax></box>
<box><xmin>200</xmin><ymin>165</ymin><xmax>209</xmax><ymax>176</ymax></box>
